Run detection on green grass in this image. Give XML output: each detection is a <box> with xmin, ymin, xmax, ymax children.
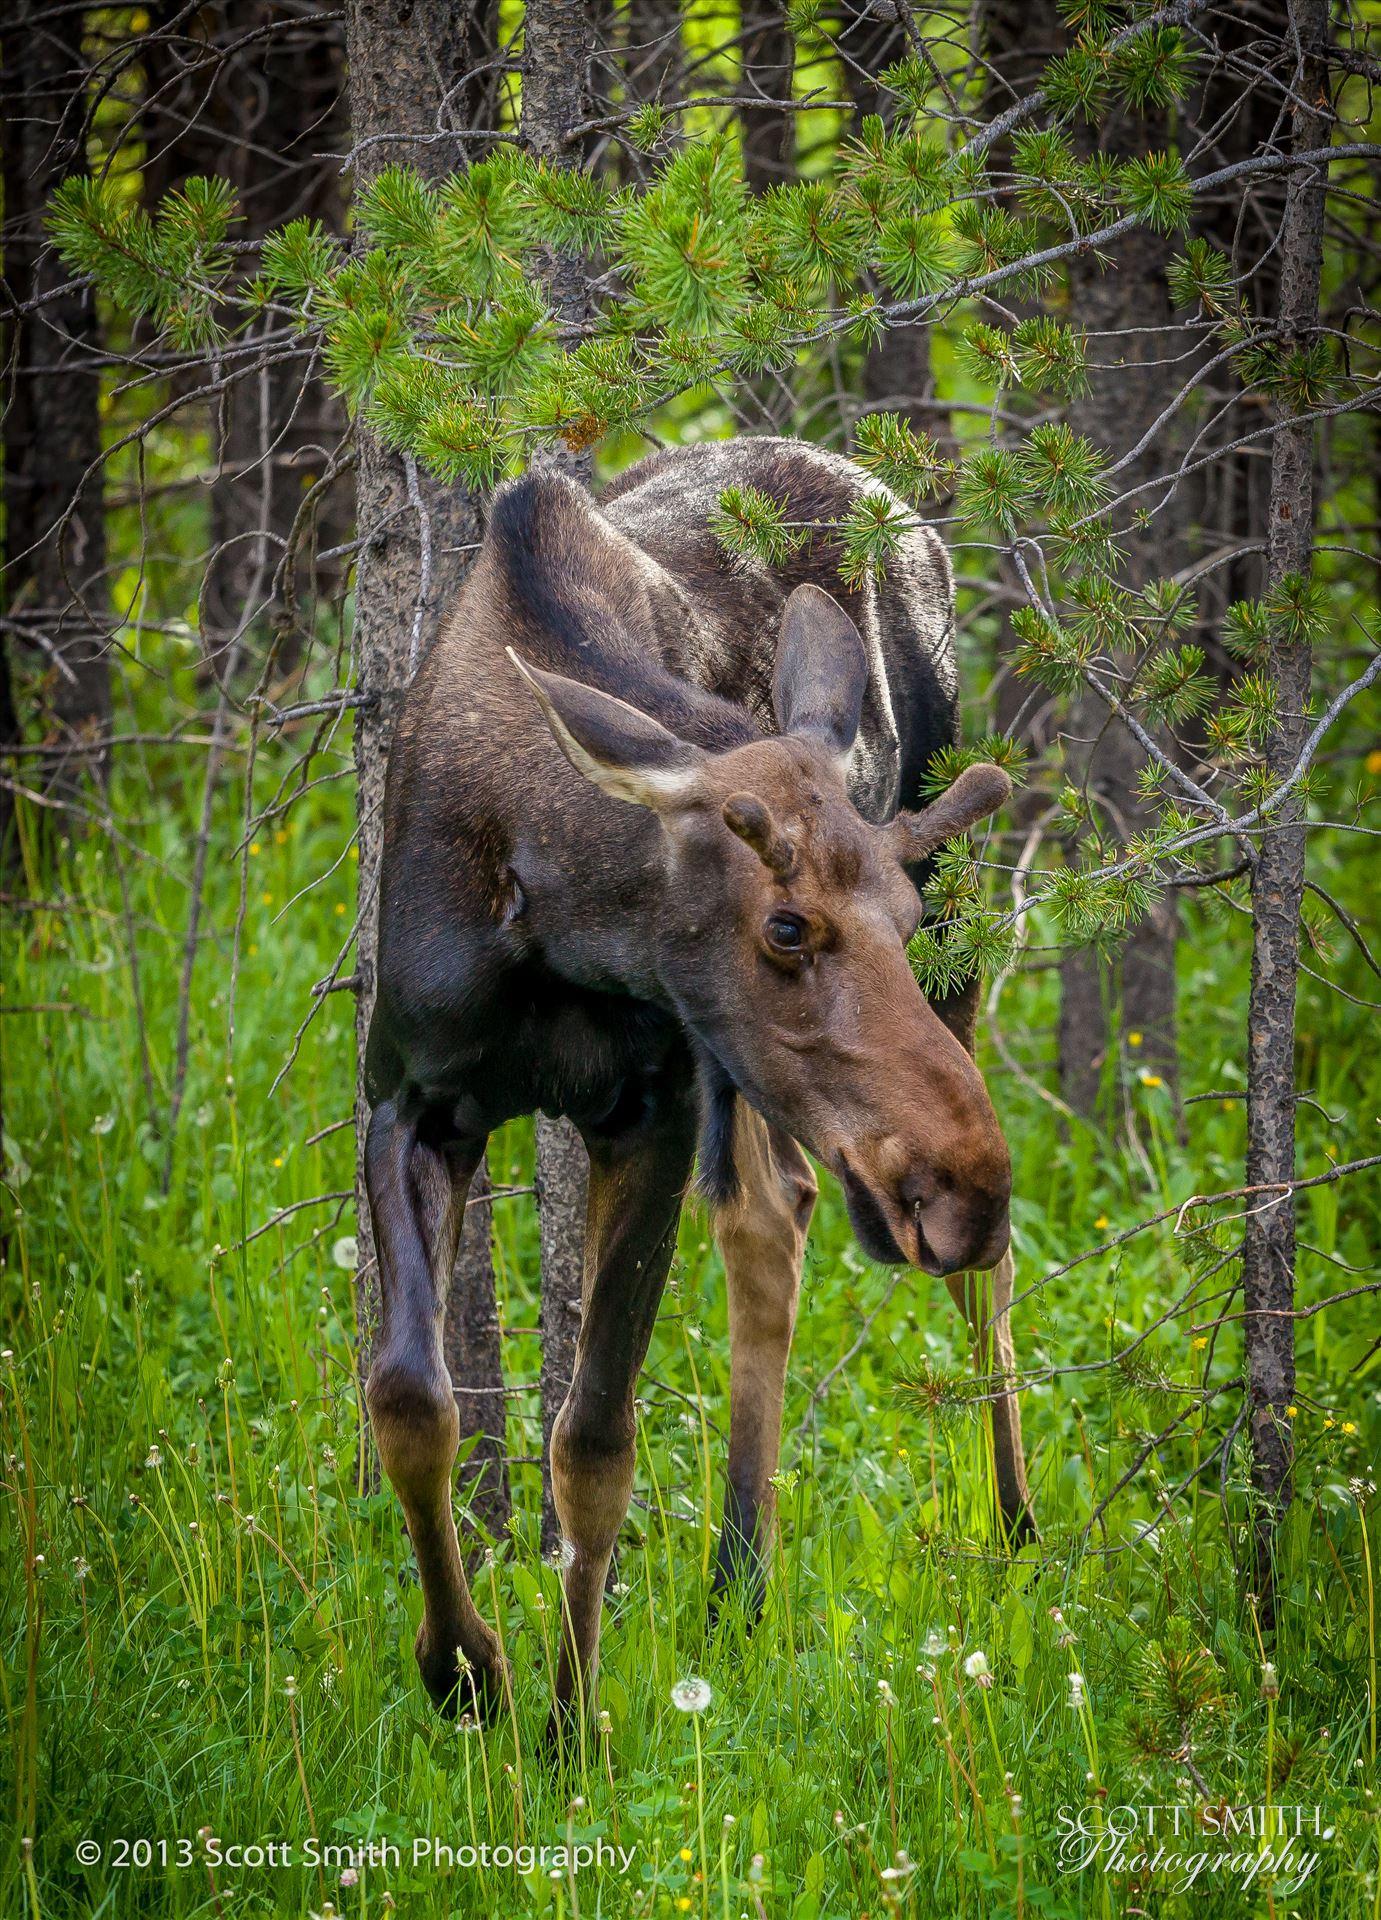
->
<box><xmin>2</xmin><ymin>722</ymin><xmax>1378</xmax><ymax>1920</ymax></box>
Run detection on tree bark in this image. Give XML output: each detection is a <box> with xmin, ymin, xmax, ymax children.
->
<box><xmin>1057</xmin><ymin>103</ymin><xmax>1182</xmax><ymax>1122</ymax></box>
<box><xmin>1</xmin><ymin>0</ymin><xmax>112</xmax><ymax>799</ymax></box>
<box><xmin>346</xmin><ymin>0</ymin><xmax>497</xmax><ymax>1496</ymax></box>
<box><xmin>739</xmin><ymin>2</ymin><xmax>795</xmax><ymax>193</ymax></box>
<box><xmin>836</xmin><ymin>3</ymin><xmax>956</xmax><ymax>477</ymax></box>
<box><xmin>142</xmin><ymin>1</ymin><xmax>353</xmax><ymax>671</ymax></box>
<box><xmin>520</xmin><ymin>0</ymin><xmax>597</xmax><ymax>1555</ymax></box>
<box><xmin>1242</xmin><ymin>0</ymin><xmax>1331</xmax><ymax>1611</ymax></box>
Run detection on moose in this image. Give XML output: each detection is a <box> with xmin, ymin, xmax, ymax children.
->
<box><xmin>363</xmin><ymin>436</ymin><xmax>1034</xmax><ymax>1723</ymax></box>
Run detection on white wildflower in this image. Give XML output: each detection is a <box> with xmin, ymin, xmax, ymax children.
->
<box><xmin>671</xmin><ymin>1675</ymin><xmax>712</xmax><ymax>1714</ymax></box>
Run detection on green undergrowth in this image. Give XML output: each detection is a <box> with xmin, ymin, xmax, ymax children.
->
<box><xmin>1</xmin><ymin>703</ymin><xmax>1378</xmax><ymax>1920</ymax></box>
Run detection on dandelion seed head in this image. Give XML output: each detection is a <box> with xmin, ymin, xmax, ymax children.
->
<box><xmin>671</xmin><ymin>1675</ymin><xmax>712</xmax><ymax>1714</ymax></box>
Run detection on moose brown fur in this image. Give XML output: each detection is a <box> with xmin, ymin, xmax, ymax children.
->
<box><xmin>364</xmin><ymin>437</ymin><xmax>1034</xmax><ymax>1724</ymax></box>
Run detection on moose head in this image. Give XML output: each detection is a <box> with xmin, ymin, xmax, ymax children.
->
<box><xmin>509</xmin><ymin>583</ymin><xmax>1012</xmax><ymax>1277</ymax></box>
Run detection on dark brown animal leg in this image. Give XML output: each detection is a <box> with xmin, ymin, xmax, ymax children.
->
<box><xmin>944</xmin><ymin>1253</ymin><xmax>1035</xmax><ymax>1544</ymax></box>
<box><xmin>549</xmin><ymin>1081</ymin><xmax>698</xmax><ymax>1719</ymax></box>
<box><xmin>929</xmin><ymin>972</ymin><xmax>1036</xmax><ymax>1545</ymax></box>
<box><xmin>711</xmin><ymin>1105</ymin><xmax>816</xmax><ymax>1613</ymax></box>
<box><xmin>363</xmin><ymin>1101</ymin><xmax>506</xmax><ymax>1716</ymax></box>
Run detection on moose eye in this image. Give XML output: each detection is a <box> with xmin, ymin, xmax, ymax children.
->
<box><xmin>765</xmin><ymin>912</ymin><xmax>807</xmax><ymax>953</ymax></box>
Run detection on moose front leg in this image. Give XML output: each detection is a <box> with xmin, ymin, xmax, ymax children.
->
<box><xmin>929</xmin><ymin>972</ymin><xmax>1036</xmax><ymax>1546</ymax></box>
<box><xmin>549</xmin><ymin>1082</ymin><xmax>697</xmax><ymax>1723</ymax></box>
<box><xmin>711</xmin><ymin>1107</ymin><xmax>816</xmax><ymax>1614</ymax></box>
<box><xmin>945</xmin><ymin>1252</ymin><xmax>1036</xmax><ymax>1545</ymax></box>
<box><xmin>363</xmin><ymin>1101</ymin><xmax>507</xmax><ymax>1716</ymax></box>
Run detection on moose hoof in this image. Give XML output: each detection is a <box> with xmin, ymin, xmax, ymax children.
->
<box><xmin>1000</xmin><ymin>1504</ymin><xmax>1040</xmax><ymax>1552</ymax></box>
<box><xmin>708</xmin><ymin>1535</ymin><xmax>767</xmax><ymax>1632</ymax></box>
<box><xmin>415</xmin><ymin>1629</ymin><xmax>508</xmax><ymax>1723</ymax></box>
<box><xmin>541</xmin><ymin>1693</ymin><xmax>586</xmax><ymax>1762</ymax></box>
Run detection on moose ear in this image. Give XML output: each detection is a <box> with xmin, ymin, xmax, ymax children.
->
<box><xmin>773</xmin><ymin>583</ymin><xmax>868</xmax><ymax>756</ymax></box>
<box><xmin>889</xmin><ymin>762</ymin><xmax>1012</xmax><ymax>863</ymax></box>
<box><xmin>507</xmin><ymin>649</ymin><xmax>707</xmax><ymax>812</ymax></box>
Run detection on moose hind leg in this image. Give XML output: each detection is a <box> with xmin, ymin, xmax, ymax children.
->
<box><xmin>928</xmin><ymin>973</ymin><xmax>1036</xmax><ymax>1545</ymax></box>
<box><xmin>711</xmin><ymin>1107</ymin><xmax>816</xmax><ymax>1615</ymax></box>
<box><xmin>363</xmin><ymin>1101</ymin><xmax>506</xmax><ymax>1716</ymax></box>
<box><xmin>945</xmin><ymin>1253</ymin><xmax>1036</xmax><ymax>1546</ymax></box>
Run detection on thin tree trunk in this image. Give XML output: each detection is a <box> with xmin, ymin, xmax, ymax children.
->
<box><xmin>346</xmin><ymin>0</ymin><xmax>494</xmax><ymax>1487</ymax></box>
<box><xmin>620</xmin><ymin>0</ymin><xmax>684</xmax><ymax>128</ymax></box>
<box><xmin>142</xmin><ymin>1</ymin><xmax>353</xmax><ymax>671</ymax></box>
<box><xmin>1242</xmin><ymin>0</ymin><xmax>1331</xmax><ymax>1612</ymax></box>
<box><xmin>836</xmin><ymin>3</ymin><xmax>954</xmax><ymax>472</ymax></box>
<box><xmin>739</xmin><ymin>2</ymin><xmax>795</xmax><ymax>193</ymax></box>
<box><xmin>1058</xmin><ymin>102</ymin><xmax>1182</xmax><ymax>1122</ymax></box>
<box><xmin>1</xmin><ymin>0</ymin><xmax>111</xmax><ymax>797</ymax></box>
<box><xmin>520</xmin><ymin>0</ymin><xmax>597</xmax><ymax>1556</ymax></box>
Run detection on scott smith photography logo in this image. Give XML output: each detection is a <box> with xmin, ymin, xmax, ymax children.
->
<box><xmin>1055</xmin><ymin>1802</ymin><xmax>1335</xmax><ymax>1896</ymax></box>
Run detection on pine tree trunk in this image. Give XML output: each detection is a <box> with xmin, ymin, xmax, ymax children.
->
<box><xmin>1057</xmin><ymin>109</ymin><xmax>1182</xmax><ymax>1122</ymax></box>
<box><xmin>520</xmin><ymin>0</ymin><xmax>598</xmax><ymax>1557</ymax></box>
<box><xmin>141</xmin><ymin>1</ymin><xmax>353</xmax><ymax>672</ymax></box>
<box><xmin>740</xmin><ymin>2</ymin><xmax>796</xmax><ymax>192</ymax></box>
<box><xmin>1242</xmin><ymin>0</ymin><xmax>1331</xmax><ymax>1612</ymax></box>
<box><xmin>1</xmin><ymin>0</ymin><xmax>112</xmax><ymax>798</ymax></box>
<box><xmin>620</xmin><ymin>0</ymin><xmax>684</xmax><ymax>125</ymax></box>
<box><xmin>346</xmin><ymin>0</ymin><xmax>499</xmax><ymax>1511</ymax></box>
<box><xmin>837</xmin><ymin>4</ymin><xmax>954</xmax><ymax>475</ymax></box>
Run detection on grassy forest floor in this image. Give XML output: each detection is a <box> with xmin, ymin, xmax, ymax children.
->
<box><xmin>2</xmin><ymin>637</ymin><xmax>1379</xmax><ymax>1919</ymax></box>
